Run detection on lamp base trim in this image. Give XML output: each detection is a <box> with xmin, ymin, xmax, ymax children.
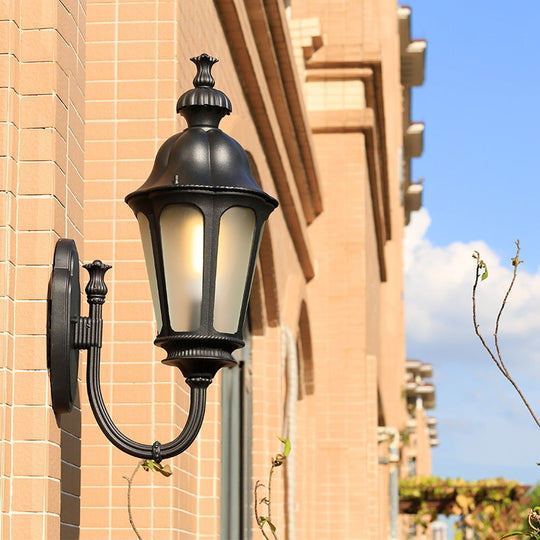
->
<box><xmin>161</xmin><ymin>348</ymin><xmax>236</xmax><ymax>379</ymax></box>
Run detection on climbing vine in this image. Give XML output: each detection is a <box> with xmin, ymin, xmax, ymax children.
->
<box><xmin>254</xmin><ymin>438</ymin><xmax>291</xmax><ymax>539</ymax></box>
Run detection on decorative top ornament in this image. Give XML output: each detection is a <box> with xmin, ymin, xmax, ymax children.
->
<box><xmin>176</xmin><ymin>53</ymin><xmax>232</xmax><ymax>116</ymax></box>
<box><xmin>192</xmin><ymin>54</ymin><xmax>218</xmax><ymax>88</ymax></box>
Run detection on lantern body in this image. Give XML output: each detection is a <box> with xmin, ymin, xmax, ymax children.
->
<box><xmin>128</xmin><ymin>188</ymin><xmax>274</xmax><ymax>379</ymax></box>
<box><xmin>125</xmin><ymin>55</ymin><xmax>277</xmax><ymax>379</ymax></box>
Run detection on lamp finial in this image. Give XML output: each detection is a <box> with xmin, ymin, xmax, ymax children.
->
<box><xmin>176</xmin><ymin>53</ymin><xmax>232</xmax><ymax>117</ymax></box>
<box><xmin>191</xmin><ymin>54</ymin><xmax>218</xmax><ymax>88</ymax></box>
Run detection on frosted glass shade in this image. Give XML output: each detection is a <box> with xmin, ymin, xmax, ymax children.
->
<box><xmin>160</xmin><ymin>204</ymin><xmax>204</xmax><ymax>331</ymax></box>
<box><xmin>213</xmin><ymin>206</ymin><xmax>256</xmax><ymax>333</ymax></box>
<box><xmin>137</xmin><ymin>213</ymin><xmax>163</xmax><ymax>330</ymax></box>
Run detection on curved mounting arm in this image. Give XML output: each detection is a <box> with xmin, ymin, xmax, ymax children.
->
<box><xmin>47</xmin><ymin>239</ymin><xmax>213</xmax><ymax>462</ymax></box>
<box><xmin>82</xmin><ymin>260</ymin><xmax>212</xmax><ymax>462</ymax></box>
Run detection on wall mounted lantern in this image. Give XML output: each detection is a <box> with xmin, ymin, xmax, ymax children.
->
<box><xmin>48</xmin><ymin>54</ymin><xmax>278</xmax><ymax>462</ymax></box>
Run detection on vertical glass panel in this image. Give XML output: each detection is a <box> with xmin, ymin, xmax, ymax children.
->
<box><xmin>161</xmin><ymin>204</ymin><xmax>204</xmax><ymax>331</ymax></box>
<box><xmin>137</xmin><ymin>213</ymin><xmax>163</xmax><ymax>331</ymax></box>
<box><xmin>214</xmin><ymin>207</ymin><xmax>255</xmax><ymax>333</ymax></box>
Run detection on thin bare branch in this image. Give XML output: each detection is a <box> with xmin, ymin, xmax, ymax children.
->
<box><xmin>267</xmin><ymin>463</ymin><xmax>278</xmax><ymax>540</ymax></box>
<box><xmin>123</xmin><ymin>460</ymin><xmax>145</xmax><ymax>540</ymax></box>
<box><xmin>254</xmin><ymin>480</ymin><xmax>272</xmax><ymax>540</ymax></box>
<box><xmin>472</xmin><ymin>243</ymin><xmax>540</xmax><ymax>430</ymax></box>
<box><xmin>254</xmin><ymin>438</ymin><xmax>290</xmax><ymax>538</ymax></box>
<box><xmin>493</xmin><ymin>240</ymin><xmax>521</xmax><ymax>376</ymax></box>
<box><xmin>472</xmin><ymin>255</ymin><xmax>506</xmax><ymax>376</ymax></box>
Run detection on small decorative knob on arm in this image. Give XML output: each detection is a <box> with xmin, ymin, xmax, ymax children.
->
<box><xmin>84</xmin><ymin>261</ymin><xmax>112</xmax><ymax>305</ymax></box>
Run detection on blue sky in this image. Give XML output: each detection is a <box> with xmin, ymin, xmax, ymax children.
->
<box><xmin>404</xmin><ymin>1</ymin><xmax>540</xmax><ymax>486</ymax></box>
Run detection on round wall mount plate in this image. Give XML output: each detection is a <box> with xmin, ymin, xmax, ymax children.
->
<box><xmin>48</xmin><ymin>239</ymin><xmax>81</xmax><ymax>414</ymax></box>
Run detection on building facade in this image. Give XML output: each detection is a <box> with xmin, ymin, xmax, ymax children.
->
<box><xmin>0</xmin><ymin>0</ymin><xmax>431</xmax><ymax>538</ymax></box>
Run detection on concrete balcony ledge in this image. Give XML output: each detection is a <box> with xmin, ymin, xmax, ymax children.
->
<box><xmin>404</xmin><ymin>122</ymin><xmax>424</xmax><ymax>158</ymax></box>
<box><xmin>401</xmin><ymin>39</ymin><xmax>426</xmax><ymax>87</ymax></box>
<box><xmin>418</xmin><ymin>362</ymin><xmax>432</xmax><ymax>379</ymax></box>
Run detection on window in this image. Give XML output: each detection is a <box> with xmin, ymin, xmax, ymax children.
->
<box><xmin>407</xmin><ymin>456</ymin><xmax>417</xmax><ymax>477</ymax></box>
<box><xmin>220</xmin><ymin>329</ymin><xmax>252</xmax><ymax>539</ymax></box>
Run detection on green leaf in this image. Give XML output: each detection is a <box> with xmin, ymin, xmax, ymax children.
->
<box><xmin>278</xmin><ymin>437</ymin><xmax>291</xmax><ymax>457</ymax></box>
<box><xmin>259</xmin><ymin>517</ymin><xmax>277</xmax><ymax>533</ymax></box>
<box><xmin>142</xmin><ymin>460</ymin><xmax>155</xmax><ymax>471</ymax></box>
<box><xmin>480</xmin><ymin>262</ymin><xmax>488</xmax><ymax>280</ymax></box>
<box><xmin>141</xmin><ymin>460</ymin><xmax>172</xmax><ymax>477</ymax></box>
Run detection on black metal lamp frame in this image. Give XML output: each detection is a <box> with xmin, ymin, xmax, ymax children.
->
<box><xmin>47</xmin><ymin>54</ymin><xmax>278</xmax><ymax>463</ymax></box>
<box><xmin>48</xmin><ymin>239</ymin><xmax>209</xmax><ymax>462</ymax></box>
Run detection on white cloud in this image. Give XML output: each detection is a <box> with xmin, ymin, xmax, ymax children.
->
<box><xmin>405</xmin><ymin>208</ymin><xmax>540</xmax><ymax>353</ymax></box>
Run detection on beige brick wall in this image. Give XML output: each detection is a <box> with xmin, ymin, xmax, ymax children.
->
<box><xmin>83</xmin><ymin>0</ymin><xmax>192</xmax><ymax>537</ymax></box>
<box><xmin>0</xmin><ymin>0</ymin><xmax>426</xmax><ymax>538</ymax></box>
<box><xmin>82</xmin><ymin>0</ymin><xmax>287</xmax><ymax>538</ymax></box>
<box><xmin>297</xmin><ymin>130</ymin><xmax>382</xmax><ymax>539</ymax></box>
<box><xmin>290</xmin><ymin>1</ymin><xmax>412</xmax><ymax>539</ymax></box>
<box><xmin>0</xmin><ymin>0</ymin><xmax>86</xmax><ymax>538</ymax></box>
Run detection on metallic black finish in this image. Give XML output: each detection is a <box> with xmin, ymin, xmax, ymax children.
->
<box><xmin>176</xmin><ymin>54</ymin><xmax>232</xmax><ymax>114</ymax></box>
<box><xmin>84</xmin><ymin>260</ymin><xmax>111</xmax><ymax>304</ymax></box>
<box><xmin>127</xmin><ymin>54</ymin><xmax>276</xmax><ymax>202</ymax></box>
<box><xmin>48</xmin><ymin>244</ymin><xmax>213</xmax><ymax>461</ymax></box>
<box><xmin>125</xmin><ymin>54</ymin><xmax>278</xmax><ymax>378</ymax></box>
<box><xmin>83</xmin><ymin>257</ymin><xmax>212</xmax><ymax>461</ymax></box>
<box><xmin>48</xmin><ymin>239</ymin><xmax>80</xmax><ymax>414</ymax></box>
<box><xmin>48</xmin><ymin>54</ymin><xmax>279</xmax><ymax>461</ymax></box>
<box><xmin>73</xmin><ymin>316</ymin><xmax>102</xmax><ymax>349</ymax></box>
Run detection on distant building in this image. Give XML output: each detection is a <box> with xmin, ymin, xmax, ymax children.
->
<box><xmin>402</xmin><ymin>360</ymin><xmax>440</xmax><ymax>539</ymax></box>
